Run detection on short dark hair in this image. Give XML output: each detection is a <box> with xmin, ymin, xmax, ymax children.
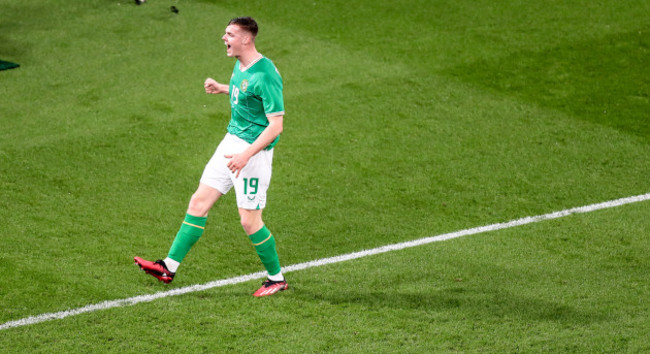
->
<box><xmin>228</xmin><ymin>17</ymin><xmax>258</xmax><ymax>37</ymax></box>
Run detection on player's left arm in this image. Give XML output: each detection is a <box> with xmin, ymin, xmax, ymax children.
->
<box><xmin>225</xmin><ymin>114</ymin><xmax>283</xmax><ymax>177</ymax></box>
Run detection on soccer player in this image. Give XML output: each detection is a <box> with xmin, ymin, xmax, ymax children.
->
<box><xmin>135</xmin><ymin>17</ymin><xmax>288</xmax><ymax>297</ymax></box>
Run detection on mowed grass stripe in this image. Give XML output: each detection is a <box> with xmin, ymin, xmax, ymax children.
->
<box><xmin>2</xmin><ymin>192</ymin><xmax>648</xmax><ymax>332</ymax></box>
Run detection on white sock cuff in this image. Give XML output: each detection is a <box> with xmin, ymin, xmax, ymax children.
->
<box><xmin>163</xmin><ymin>257</ymin><xmax>180</xmax><ymax>273</ymax></box>
<box><xmin>267</xmin><ymin>271</ymin><xmax>284</xmax><ymax>282</ymax></box>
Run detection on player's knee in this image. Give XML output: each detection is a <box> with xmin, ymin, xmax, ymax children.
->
<box><xmin>239</xmin><ymin>216</ymin><xmax>255</xmax><ymax>234</ymax></box>
<box><xmin>187</xmin><ymin>193</ymin><xmax>211</xmax><ymax>217</ymax></box>
<box><xmin>239</xmin><ymin>213</ymin><xmax>263</xmax><ymax>235</ymax></box>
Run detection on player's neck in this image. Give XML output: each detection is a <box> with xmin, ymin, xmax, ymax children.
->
<box><xmin>237</xmin><ymin>49</ymin><xmax>263</xmax><ymax>70</ymax></box>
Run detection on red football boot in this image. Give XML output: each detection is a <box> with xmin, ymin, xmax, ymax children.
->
<box><xmin>253</xmin><ymin>278</ymin><xmax>288</xmax><ymax>297</ymax></box>
<box><xmin>134</xmin><ymin>257</ymin><xmax>175</xmax><ymax>284</ymax></box>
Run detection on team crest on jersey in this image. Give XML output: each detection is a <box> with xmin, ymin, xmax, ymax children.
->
<box><xmin>240</xmin><ymin>79</ymin><xmax>249</xmax><ymax>92</ymax></box>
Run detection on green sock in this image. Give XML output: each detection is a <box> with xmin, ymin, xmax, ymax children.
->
<box><xmin>167</xmin><ymin>213</ymin><xmax>207</xmax><ymax>263</ymax></box>
<box><xmin>248</xmin><ymin>225</ymin><xmax>281</xmax><ymax>276</ymax></box>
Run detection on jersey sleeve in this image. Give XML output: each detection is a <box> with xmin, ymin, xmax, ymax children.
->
<box><xmin>256</xmin><ymin>66</ymin><xmax>284</xmax><ymax>117</ymax></box>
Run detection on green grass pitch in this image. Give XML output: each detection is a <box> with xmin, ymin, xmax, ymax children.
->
<box><xmin>1</xmin><ymin>0</ymin><xmax>649</xmax><ymax>352</ymax></box>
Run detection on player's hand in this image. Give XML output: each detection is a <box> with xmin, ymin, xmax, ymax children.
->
<box><xmin>224</xmin><ymin>153</ymin><xmax>250</xmax><ymax>178</ymax></box>
<box><xmin>204</xmin><ymin>78</ymin><xmax>222</xmax><ymax>94</ymax></box>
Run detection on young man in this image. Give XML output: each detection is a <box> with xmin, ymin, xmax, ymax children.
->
<box><xmin>135</xmin><ymin>17</ymin><xmax>288</xmax><ymax>297</ymax></box>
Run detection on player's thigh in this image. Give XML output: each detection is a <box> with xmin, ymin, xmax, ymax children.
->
<box><xmin>187</xmin><ymin>183</ymin><xmax>223</xmax><ymax>216</ymax></box>
<box><xmin>194</xmin><ymin>183</ymin><xmax>223</xmax><ymax>204</ymax></box>
<box><xmin>200</xmin><ymin>136</ymin><xmax>237</xmax><ymax>195</ymax></box>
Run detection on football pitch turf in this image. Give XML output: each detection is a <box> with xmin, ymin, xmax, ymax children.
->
<box><xmin>1</xmin><ymin>0</ymin><xmax>649</xmax><ymax>352</ymax></box>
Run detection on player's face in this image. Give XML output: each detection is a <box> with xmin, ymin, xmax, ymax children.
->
<box><xmin>222</xmin><ymin>24</ymin><xmax>248</xmax><ymax>57</ymax></box>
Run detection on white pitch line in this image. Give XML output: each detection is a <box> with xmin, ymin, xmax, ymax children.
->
<box><xmin>2</xmin><ymin>192</ymin><xmax>649</xmax><ymax>331</ymax></box>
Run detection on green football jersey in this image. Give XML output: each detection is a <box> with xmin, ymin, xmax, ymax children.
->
<box><xmin>227</xmin><ymin>56</ymin><xmax>284</xmax><ymax>149</ymax></box>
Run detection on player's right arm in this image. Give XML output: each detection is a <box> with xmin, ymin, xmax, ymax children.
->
<box><xmin>204</xmin><ymin>78</ymin><xmax>229</xmax><ymax>94</ymax></box>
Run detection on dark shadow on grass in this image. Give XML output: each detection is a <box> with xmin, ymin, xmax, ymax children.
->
<box><xmin>298</xmin><ymin>286</ymin><xmax>610</xmax><ymax>326</ymax></box>
<box><xmin>0</xmin><ymin>3</ymin><xmax>52</xmax><ymax>59</ymax></box>
<box><xmin>0</xmin><ymin>35</ymin><xmax>27</xmax><ymax>59</ymax></box>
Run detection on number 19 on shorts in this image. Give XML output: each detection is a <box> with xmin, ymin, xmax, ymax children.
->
<box><xmin>243</xmin><ymin>177</ymin><xmax>258</xmax><ymax>195</ymax></box>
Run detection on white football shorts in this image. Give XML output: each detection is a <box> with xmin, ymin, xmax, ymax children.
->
<box><xmin>200</xmin><ymin>133</ymin><xmax>274</xmax><ymax>210</ymax></box>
